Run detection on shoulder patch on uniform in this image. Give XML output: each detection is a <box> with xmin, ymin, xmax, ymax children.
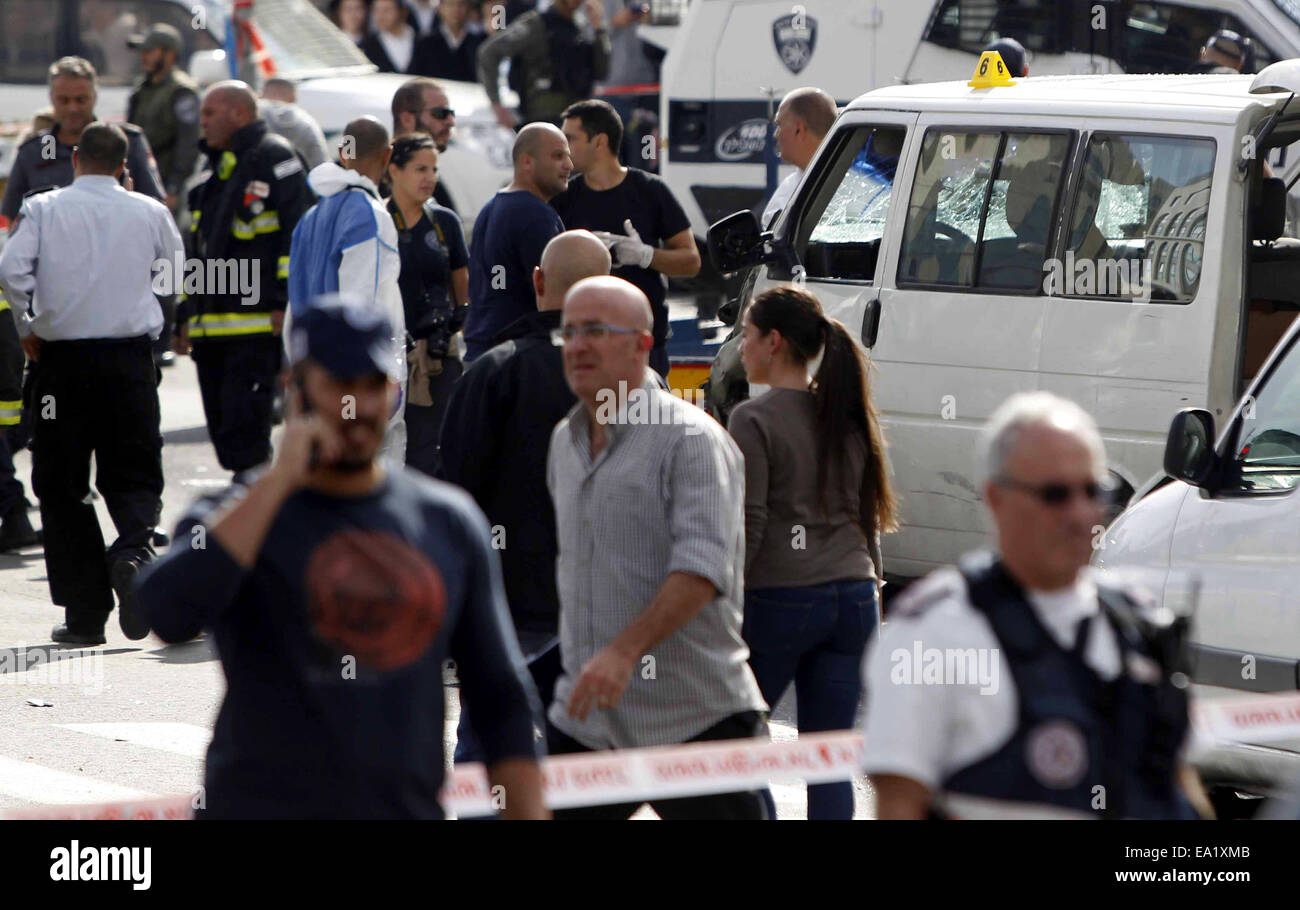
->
<box><xmin>892</xmin><ymin>567</ymin><xmax>966</xmax><ymax>620</ymax></box>
<box><xmin>273</xmin><ymin>157</ymin><xmax>303</xmax><ymax>180</ymax></box>
<box><xmin>173</xmin><ymin>91</ymin><xmax>199</xmax><ymax>125</ymax></box>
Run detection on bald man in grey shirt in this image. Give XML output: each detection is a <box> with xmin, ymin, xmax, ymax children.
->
<box><xmin>545</xmin><ymin>275</ymin><xmax>769</xmax><ymax>820</ymax></box>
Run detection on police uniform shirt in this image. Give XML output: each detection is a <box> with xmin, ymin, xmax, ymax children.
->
<box><xmin>859</xmin><ymin>566</ymin><xmax>1123</xmax><ymax>811</ymax></box>
<box><xmin>0</xmin><ymin>124</ymin><xmax>165</xmax><ymax>219</ymax></box>
<box><xmin>0</xmin><ymin>176</ymin><xmax>182</xmax><ymax>341</ymax></box>
<box><xmin>389</xmin><ymin>200</ymin><xmax>468</xmax><ymax>339</ymax></box>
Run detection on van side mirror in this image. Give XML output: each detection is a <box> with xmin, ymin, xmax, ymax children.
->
<box><xmin>707</xmin><ymin>210</ymin><xmax>773</xmax><ymax>274</ymax></box>
<box><xmin>1163</xmin><ymin>408</ymin><xmax>1218</xmax><ymax>487</ymax></box>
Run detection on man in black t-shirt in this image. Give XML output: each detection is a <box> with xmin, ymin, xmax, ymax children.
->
<box><xmin>550</xmin><ymin>100</ymin><xmax>699</xmax><ymax>378</ymax></box>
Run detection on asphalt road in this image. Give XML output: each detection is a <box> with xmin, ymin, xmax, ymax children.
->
<box><xmin>0</xmin><ymin>356</ymin><xmax>875</xmax><ymax>819</ymax></box>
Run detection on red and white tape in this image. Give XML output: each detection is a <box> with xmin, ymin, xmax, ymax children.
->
<box><xmin>1193</xmin><ymin>691</ymin><xmax>1300</xmax><ymax>748</ymax></box>
<box><xmin>7</xmin><ymin>692</ymin><xmax>1300</xmax><ymax>820</ymax></box>
<box><xmin>0</xmin><ymin>731</ymin><xmax>863</xmax><ymax>820</ymax></box>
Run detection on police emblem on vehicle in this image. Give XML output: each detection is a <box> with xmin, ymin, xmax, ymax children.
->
<box><xmin>1025</xmin><ymin>720</ymin><xmax>1089</xmax><ymax>789</ymax></box>
<box><xmin>715</xmin><ymin>118</ymin><xmax>770</xmax><ymax>162</ymax></box>
<box><xmin>772</xmin><ymin>13</ymin><xmax>817</xmax><ymax>74</ymax></box>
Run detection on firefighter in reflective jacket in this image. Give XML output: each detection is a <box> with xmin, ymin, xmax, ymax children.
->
<box><xmin>176</xmin><ymin>82</ymin><xmax>312</xmax><ymax>479</ymax></box>
<box><xmin>0</xmin><ymin>287</ymin><xmax>39</xmax><ymax>551</ymax></box>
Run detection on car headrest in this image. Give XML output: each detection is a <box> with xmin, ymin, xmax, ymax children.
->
<box><xmin>1255</xmin><ymin>176</ymin><xmax>1286</xmax><ymax>242</ymax></box>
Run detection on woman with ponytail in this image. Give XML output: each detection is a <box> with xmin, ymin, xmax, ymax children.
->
<box><xmin>728</xmin><ymin>284</ymin><xmax>898</xmax><ymax>820</ymax></box>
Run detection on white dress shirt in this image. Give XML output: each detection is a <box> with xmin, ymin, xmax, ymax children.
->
<box><xmin>762</xmin><ymin>168</ymin><xmax>802</xmax><ymax>228</ymax></box>
<box><xmin>859</xmin><ymin>566</ymin><xmax>1123</xmax><ymax>815</ymax></box>
<box><xmin>408</xmin><ymin>0</ymin><xmax>438</xmax><ymax>35</ymax></box>
<box><xmin>379</xmin><ymin>26</ymin><xmax>416</xmax><ymax>72</ymax></box>
<box><xmin>0</xmin><ymin>175</ymin><xmax>182</xmax><ymax>341</ymax></box>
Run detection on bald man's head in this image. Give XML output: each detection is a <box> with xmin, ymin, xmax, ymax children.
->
<box><xmin>564</xmin><ymin>276</ymin><xmax>653</xmax><ymax>331</ymax></box>
<box><xmin>341</xmin><ymin>116</ymin><xmax>392</xmax><ymax>184</ymax></box>
<box><xmin>200</xmin><ymin>81</ymin><xmax>259</xmax><ymax>149</ymax></box>
<box><xmin>775</xmin><ymin>87</ymin><xmax>837</xmax><ymax>169</ymax></box>
<box><xmin>560</xmin><ymin>276</ymin><xmax>655</xmax><ymax>405</ymax></box>
<box><xmin>512</xmin><ymin>122</ymin><xmax>572</xmax><ymax>199</ymax></box>
<box><xmin>534</xmin><ymin>230</ymin><xmax>612</xmax><ymax>311</ymax></box>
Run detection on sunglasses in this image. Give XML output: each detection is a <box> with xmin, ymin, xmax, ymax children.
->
<box><xmin>551</xmin><ymin>324</ymin><xmax>645</xmax><ymax>345</ymax></box>
<box><xmin>424</xmin><ymin>106</ymin><xmax>456</xmax><ymax>120</ymax></box>
<box><xmin>997</xmin><ymin>477</ymin><xmax>1103</xmax><ymax>507</ymax></box>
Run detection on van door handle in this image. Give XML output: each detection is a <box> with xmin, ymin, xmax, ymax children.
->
<box><xmin>861</xmin><ymin>297</ymin><xmax>882</xmax><ymax>348</ymax></box>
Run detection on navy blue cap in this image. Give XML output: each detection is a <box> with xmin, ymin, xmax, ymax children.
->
<box><xmin>986</xmin><ymin>37</ymin><xmax>1027</xmax><ymax>77</ymax></box>
<box><xmin>288</xmin><ymin>296</ymin><xmax>400</xmax><ymax>381</ymax></box>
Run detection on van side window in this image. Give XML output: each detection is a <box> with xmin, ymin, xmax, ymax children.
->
<box><xmin>1063</xmin><ymin>134</ymin><xmax>1214</xmax><ymax>303</ymax></box>
<box><xmin>794</xmin><ymin>126</ymin><xmax>904</xmax><ymax>282</ymax></box>
<box><xmin>925</xmin><ymin>0</ymin><xmax>1065</xmax><ymax>56</ymax></box>
<box><xmin>924</xmin><ymin>0</ymin><xmax>1278</xmax><ymax>74</ymax></box>
<box><xmin>1227</xmin><ymin>338</ymin><xmax>1300</xmax><ymax>493</ymax></box>
<box><xmin>898</xmin><ymin>130</ymin><xmax>1069</xmax><ymax>291</ymax></box>
<box><xmin>0</xmin><ymin>0</ymin><xmax>62</xmax><ymax>84</ymax></box>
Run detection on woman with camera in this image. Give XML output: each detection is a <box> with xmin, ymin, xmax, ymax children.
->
<box><xmin>387</xmin><ymin>133</ymin><xmax>470</xmax><ymax>477</ymax></box>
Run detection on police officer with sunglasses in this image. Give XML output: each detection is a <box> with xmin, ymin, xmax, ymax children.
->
<box><xmin>859</xmin><ymin>391</ymin><xmax>1215</xmax><ymax>820</ymax></box>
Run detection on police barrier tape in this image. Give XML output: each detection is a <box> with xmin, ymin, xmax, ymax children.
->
<box><xmin>6</xmin><ymin>692</ymin><xmax>1300</xmax><ymax>819</ymax></box>
<box><xmin>0</xmin><ymin>731</ymin><xmax>864</xmax><ymax>820</ymax></box>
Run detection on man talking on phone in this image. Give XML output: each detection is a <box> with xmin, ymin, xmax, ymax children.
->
<box><xmin>137</xmin><ymin>298</ymin><xmax>548</xmax><ymax>819</ymax></box>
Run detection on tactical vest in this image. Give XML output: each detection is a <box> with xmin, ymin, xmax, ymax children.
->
<box><xmin>937</xmin><ymin>553</ymin><xmax>1196</xmax><ymax>820</ymax></box>
<box><xmin>127</xmin><ymin>69</ymin><xmax>197</xmax><ymax>185</ymax></box>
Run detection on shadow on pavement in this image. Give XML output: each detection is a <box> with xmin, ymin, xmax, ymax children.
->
<box><xmin>162</xmin><ymin>425</ymin><xmax>211</xmax><ymax>445</ymax></box>
<box><xmin>0</xmin><ymin>550</ymin><xmax>45</xmax><ymax>566</ymax></box>
<box><xmin>0</xmin><ymin>645</ymin><xmax>138</xmax><ymax>673</ymax></box>
<box><xmin>143</xmin><ymin>637</ymin><xmax>217</xmax><ymax>665</ymax></box>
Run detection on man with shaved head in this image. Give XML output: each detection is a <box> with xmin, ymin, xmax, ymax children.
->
<box><xmin>764</xmin><ymin>86</ymin><xmax>839</xmax><ymax>227</ymax></box>
<box><xmin>289</xmin><ymin>116</ymin><xmax>408</xmax><ymax>464</ymax></box>
<box><xmin>462</xmin><ymin>123</ymin><xmax>570</xmax><ymax>361</ymax></box>
<box><xmin>180</xmin><ymin>79</ymin><xmax>313</xmax><ymax>483</ymax></box>
<box><xmin>544</xmin><ymin>275</ymin><xmax>771</xmax><ymax>819</ymax></box>
<box><xmin>441</xmin><ymin>229</ymin><xmax>611</xmax><ymax>764</ymax></box>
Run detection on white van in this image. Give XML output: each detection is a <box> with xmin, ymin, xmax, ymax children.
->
<box><xmin>661</xmin><ymin>0</ymin><xmax>1300</xmax><ymax>244</ymax></box>
<box><xmin>0</xmin><ymin>0</ymin><xmax>513</xmax><ymax>228</ymax></box>
<box><xmin>706</xmin><ymin>60</ymin><xmax>1300</xmax><ymax>581</ymax></box>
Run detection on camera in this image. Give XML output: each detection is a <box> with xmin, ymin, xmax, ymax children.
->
<box><xmin>420</xmin><ymin>304</ymin><xmax>468</xmax><ymax>359</ymax></box>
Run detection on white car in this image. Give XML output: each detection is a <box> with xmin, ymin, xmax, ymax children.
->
<box><xmin>0</xmin><ymin>0</ymin><xmax>513</xmax><ymax>230</ymax></box>
<box><xmin>1096</xmin><ymin>305</ymin><xmax>1300</xmax><ymax>811</ymax></box>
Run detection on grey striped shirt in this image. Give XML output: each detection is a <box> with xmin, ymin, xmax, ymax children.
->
<box><xmin>546</xmin><ymin>376</ymin><xmax>767</xmax><ymax>749</ymax></box>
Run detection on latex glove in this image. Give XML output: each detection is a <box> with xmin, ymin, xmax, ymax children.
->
<box><xmin>598</xmin><ymin>219</ymin><xmax>655</xmax><ymax>269</ymax></box>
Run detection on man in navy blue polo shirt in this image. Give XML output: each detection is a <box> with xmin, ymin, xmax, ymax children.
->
<box><xmin>137</xmin><ymin>299</ymin><xmax>548</xmax><ymax>819</ymax></box>
<box><xmin>463</xmin><ymin>123</ymin><xmax>568</xmax><ymax>361</ymax></box>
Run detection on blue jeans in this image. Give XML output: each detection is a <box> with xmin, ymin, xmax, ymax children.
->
<box><xmin>743</xmin><ymin>578</ymin><xmax>879</xmax><ymax>820</ymax></box>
